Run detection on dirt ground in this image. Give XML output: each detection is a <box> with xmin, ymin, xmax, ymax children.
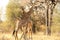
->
<box><xmin>0</xmin><ymin>31</ymin><xmax>60</xmax><ymax>40</ymax></box>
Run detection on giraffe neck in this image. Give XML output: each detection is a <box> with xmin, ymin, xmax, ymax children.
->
<box><xmin>21</xmin><ymin>7</ymin><xmax>33</xmax><ymax>20</ymax></box>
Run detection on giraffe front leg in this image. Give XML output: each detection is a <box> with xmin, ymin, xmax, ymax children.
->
<box><xmin>29</xmin><ymin>27</ymin><xmax>32</xmax><ymax>40</ymax></box>
<box><xmin>13</xmin><ymin>30</ymin><xmax>18</xmax><ymax>40</ymax></box>
<box><xmin>27</xmin><ymin>22</ymin><xmax>32</xmax><ymax>40</ymax></box>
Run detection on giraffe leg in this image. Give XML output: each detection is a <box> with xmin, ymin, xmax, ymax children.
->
<box><xmin>29</xmin><ymin>27</ymin><xmax>32</xmax><ymax>40</ymax></box>
<box><xmin>23</xmin><ymin>26</ymin><xmax>28</xmax><ymax>40</ymax></box>
<box><xmin>20</xmin><ymin>26</ymin><xmax>28</xmax><ymax>40</ymax></box>
<box><xmin>27</xmin><ymin>21</ymin><xmax>33</xmax><ymax>40</ymax></box>
<box><xmin>13</xmin><ymin>30</ymin><xmax>15</xmax><ymax>35</ymax></box>
<box><xmin>13</xmin><ymin>28</ymin><xmax>18</xmax><ymax>40</ymax></box>
<box><xmin>15</xmin><ymin>31</ymin><xmax>18</xmax><ymax>40</ymax></box>
<box><xmin>20</xmin><ymin>32</ymin><xmax>24</xmax><ymax>40</ymax></box>
<box><xmin>12</xmin><ymin>30</ymin><xmax>18</xmax><ymax>40</ymax></box>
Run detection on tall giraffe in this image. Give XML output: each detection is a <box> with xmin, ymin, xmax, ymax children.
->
<box><xmin>13</xmin><ymin>5</ymin><xmax>33</xmax><ymax>40</ymax></box>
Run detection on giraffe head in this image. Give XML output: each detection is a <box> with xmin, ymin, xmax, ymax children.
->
<box><xmin>23</xmin><ymin>5</ymin><xmax>32</xmax><ymax>13</ymax></box>
<box><xmin>21</xmin><ymin>4</ymin><xmax>32</xmax><ymax>13</ymax></box>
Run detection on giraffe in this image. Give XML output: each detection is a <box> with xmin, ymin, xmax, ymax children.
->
<box><xmin>12</xmin><ymin>5</ymin><xmax>33</xmax><ymax>40</ymax></box>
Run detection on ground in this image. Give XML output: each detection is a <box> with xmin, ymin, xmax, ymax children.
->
<box><xmin>0</xmin><ymin>31</ymin><xmax>60</xmax><ymax>40</ymax></box>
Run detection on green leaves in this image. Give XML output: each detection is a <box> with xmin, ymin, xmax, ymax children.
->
<box><xmin>5</xmin><ymin>0</ymin><xmax>23</xmax><ymax>28</ymax></box>
<box><xmin>6</xmin><ymin>0</ymin><xmax>23</xmax><ymax>21</ymax></box>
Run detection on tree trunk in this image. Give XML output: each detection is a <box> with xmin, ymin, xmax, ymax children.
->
<box><xmin>46</xmin><ymin>4</ymin><xmax>51</xmax><ymax>35</ymax></box>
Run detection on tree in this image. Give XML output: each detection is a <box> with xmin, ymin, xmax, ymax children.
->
<box><xmin>45</xmin><ymin>0</ymin><xmax>58</xmax><ymax>35</ymax></box>
<box><xmin>6</xmin><ymin>0</ymin><xmax>23</xmax><ymax>28</ymax></box>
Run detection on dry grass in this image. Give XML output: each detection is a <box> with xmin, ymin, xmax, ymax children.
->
<box><xmin>0</xmin><ymin>32</ymin><xmax>60</xmax><ymax>40</ymax></box>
